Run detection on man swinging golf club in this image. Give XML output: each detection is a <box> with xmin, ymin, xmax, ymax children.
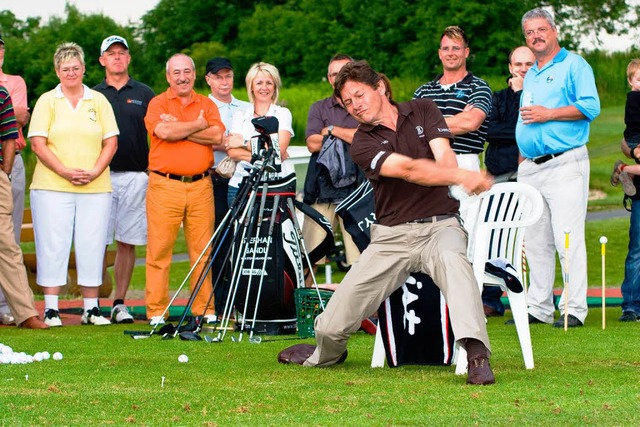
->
<box><xmin>278</xmin><ymin>60</ymin><xmax>496</xmax><ymax>385</ymax></box>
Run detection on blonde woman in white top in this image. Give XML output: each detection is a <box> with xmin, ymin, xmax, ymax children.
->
<box><xmin>225</xmin><ymin>62</ymin><xmax>294</xmax><ymax>205</ymax></box>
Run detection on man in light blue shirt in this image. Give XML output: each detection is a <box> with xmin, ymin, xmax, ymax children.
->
<box><xmin>515</xmin><ymin>8</ymin><xmax>600</xmax><ymax>328</ymax></box>
<box><xmin>204</xmin><ymin>57</ymin><xmax>251</xmax><ymax>317</ymax></box>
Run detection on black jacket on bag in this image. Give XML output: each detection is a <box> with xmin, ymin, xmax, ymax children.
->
<box><xmin>303</xmin><ymin>135</ymin><xmax>364</xmax><ymax>205</ymax></box>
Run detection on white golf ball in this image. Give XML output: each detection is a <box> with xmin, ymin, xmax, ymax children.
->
<box><xmin>1</xmin><ymin>345</ymin><xmax>12</xmax><ymax>355</ymax></box>
<box><xmin>42</xmin><ymin>351</ymin><xmax>50</xmax><ymax>360</ymax></box>
<box><xmin>600</xmin><ymin>236</ymin><xmax>608</xmax><ymax>244</ymax></box>
<box><xmin>33</xmin><ymin>353</ymin><xmax>43</xmax><ymax>362</ymax></box>
<box><xmin>178</xmin><ymin>354</ymin><xmax>189</xmax><ymax>363</ymax></box>
<box><xmin>563</xmin><ymin>228</ymin><xmax>571</xmax><ymax>235</ymax></box>
<box><xmin>52</xmin><ymin>352</ymin><xmax>63</xmax><ymax>361</ymax></box>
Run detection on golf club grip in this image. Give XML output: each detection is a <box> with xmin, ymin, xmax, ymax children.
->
<box><xmin>268</xmin><ymin>195</ymin><xmax>280</xmax><ymax>235</ymax></box>
<box><xmin>258</xmin><ymin>183</ymin><xmax>268</xmax><ymax>224</ymax></box>
<box><xmin>286</xmin><ymin>198</ymin><xmax>301</xmax><ymax>232</ymax></box>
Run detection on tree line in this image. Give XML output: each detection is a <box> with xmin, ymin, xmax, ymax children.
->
<box><xmin>0</xmin><ymin>0</ymin><xmax>638</xmax><ymax>109</ymax></box>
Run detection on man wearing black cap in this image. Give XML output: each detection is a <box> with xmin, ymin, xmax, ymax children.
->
<box><xmin>94</xmin><ymin>35</ymin><xmax>155</xmax><ymax>324</ymax></box>
<box><xmin>0</xmin><ymin>34</ymin><xmax>31</xmax><ymax>326</ymax></box>
<box><xmin>204</xmin><ymin>57</ymin><xmax>250</xmax><ymax>317</ymax></box>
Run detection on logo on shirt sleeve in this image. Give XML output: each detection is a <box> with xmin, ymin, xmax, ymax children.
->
<box><xmin>371</xmin><ymin>151</ymin><xmax>385</xmax><ymax>170</ymax></box>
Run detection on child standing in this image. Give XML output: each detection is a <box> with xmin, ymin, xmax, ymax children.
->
<box><xmin>611</xmin><ymin>59</ymin><xmax>640</xmax><ymax>196</ymax></box>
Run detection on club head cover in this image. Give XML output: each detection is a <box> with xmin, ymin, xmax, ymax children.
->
<box><xmin>158</xmin><ymin>323</ymin><xmax>176</xmax><ymax>335</ymax></box>
<box><xmin>251</xmin><ymin>116</ymin><xmax>279</xmax><ymax>135</ymax></box>
<box><xmin>179</xmin><ymin>331</ymin><xmax>203</xmax><ymax>341</ymax></box>
<box><xmin>485</xmin><ymin>258</ymin><xmax>523</xmax><ymax>293</ymax></box>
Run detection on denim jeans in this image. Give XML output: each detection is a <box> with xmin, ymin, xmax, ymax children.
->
<box><xmin>621</xmin><ymin>198</ymin><xmax>640</xmax><ymax>314</ymax></box>
<box><xmin>481</xmin><ymin>286</ymin><xmax>505</xmax><ymax>315</ymax></box>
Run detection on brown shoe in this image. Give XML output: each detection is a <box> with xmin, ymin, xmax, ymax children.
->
<box><xmin>467</xmin><ymin>355</ymin><xmax>495</xmax><ymax>385</ymax></box>
<box><xmin>483</xmin><ymin>304</ymin><xmax>502</xmax><ymax>317</ymax></box>
<box><xmin>19</xmin><ymin>316</ymin><xmax>50</xmax><ymax>330</ymax></box>
<box><xmin>277</xmin><ymin>344</ymin><xmax>316</xmax><ymax>365</ymax></box>
<box><xmin>277</xmin><ymin>344</ymin><xmax>348</xmax><ymax>366</ymax></box>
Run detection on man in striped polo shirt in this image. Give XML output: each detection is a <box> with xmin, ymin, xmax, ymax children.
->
<box><xmin>414</xmin><ymin>26</ymin><xmax>492</xmax><ymax>225</ymax></box>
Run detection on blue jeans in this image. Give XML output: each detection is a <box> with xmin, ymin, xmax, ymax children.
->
<box><xmin>482</xmin><ymin>286</ymin><xmax>505</xmax><ymax>315</ymax></box>
<box><xmin>621</xmin><ymin>198</ymin><xmax>640</xmax><ymax>314</ymax></box>
<box><xmin>227</xmin><ymin>185</ymin><xmax>239</xmax><ymax>208</ymax></box>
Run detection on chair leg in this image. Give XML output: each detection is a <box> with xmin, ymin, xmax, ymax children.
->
<box><xmin>454</xmin><ymin>344</ymin><xmax>468</xmax><ymax>375</ymax></box>
<box><xmin>371</xmin><ymin>322</ymin><xmax>385</xmax><ymax>368</ymax></box>
<box><xmin>506</xmin><ymin>288</ymin><xmax>535</xmax><ymax>369</ymax></box>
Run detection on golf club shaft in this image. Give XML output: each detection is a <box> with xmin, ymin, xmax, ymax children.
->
<box><xmin>248</xmin><ymin>194</ymin><xmax>280</xmax><ymax>341</ymax></box>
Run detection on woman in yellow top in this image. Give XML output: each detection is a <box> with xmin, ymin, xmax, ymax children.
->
<box><xmin>27</xmin><ymin>42</ymin><xmax>119</xmax><ymax>327</ymax></box>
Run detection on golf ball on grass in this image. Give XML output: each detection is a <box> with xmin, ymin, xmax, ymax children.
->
<box><xmin>178</xmin><ymin>354</ymin><xmax>189</xmax><ymax>363</ymax></box>
<box><xmin>52</xmin><ymin>352</ymin><xmax>63</xmax><ymax>361</ymax></box>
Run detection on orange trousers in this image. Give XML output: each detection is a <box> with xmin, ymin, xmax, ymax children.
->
<box><xmin>145</xmin><ymin>173</ymin><xmax>215</xmax><ymax>318</ymax></box>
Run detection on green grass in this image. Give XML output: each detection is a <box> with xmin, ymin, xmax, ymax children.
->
<box><xmin>1</xmin><ymin>307</ymin><xmax>638</xmax><ymax>426</ymax></box>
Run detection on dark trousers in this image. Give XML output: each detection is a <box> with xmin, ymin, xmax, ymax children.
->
<box><xmin>211</xmin><ymin>172</ymin><xmax>232</xmax><ymax>315</ymax></box>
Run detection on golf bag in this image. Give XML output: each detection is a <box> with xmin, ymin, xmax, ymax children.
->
<box><xmin>335</xmin><ymin>181</ymin><xmax>455</xmax><ymax>367</ymax></box>
<box><xmin>233</xmin><ymin>174</ymin><xmax>333</xmax><ymax>334</ymax></box>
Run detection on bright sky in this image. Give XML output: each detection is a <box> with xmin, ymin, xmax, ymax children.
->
<box><xmin>5</xmin><ymin>0</ymin><xmax>160</xmax><ymax>25</ymax></box>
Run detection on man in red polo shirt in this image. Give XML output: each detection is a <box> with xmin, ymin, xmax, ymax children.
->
<box><xmin>144</xmin><ymin>53</ymin><xmax>225</xmax><ymax>325</ymax></box>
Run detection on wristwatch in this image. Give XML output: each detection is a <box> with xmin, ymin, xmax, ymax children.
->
<box><xmin>327</xmin><ymin>125</ymin><xmax>334</xmax><ymax>136</ymax></box>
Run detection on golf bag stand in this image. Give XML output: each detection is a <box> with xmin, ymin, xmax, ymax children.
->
<box><xmin>168</xmin><ymin>116</ymin><xmax>334</xmax><ymax>341</ymax></box>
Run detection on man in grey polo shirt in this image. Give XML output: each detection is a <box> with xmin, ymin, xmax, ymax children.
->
<box><xmin>302</xmin><ymin>53</ymin><xmax>363</xmax><ymax>271</ymax></box>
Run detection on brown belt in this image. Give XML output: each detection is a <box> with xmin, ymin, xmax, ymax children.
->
<box><xmin>150</xmin><ymin>170</ymin><xmax>210</xmax><ymax>183</ymax></box>
<box><xmin>407</xmin><ymin>214</ymin><xmax>458</xmax><ymax>224</ymax></box>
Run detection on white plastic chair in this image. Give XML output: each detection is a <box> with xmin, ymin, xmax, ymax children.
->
<box><xmin>454</xmin><ymin>181</ymin><xmax>543</xmax><ymax>374</ymax></box>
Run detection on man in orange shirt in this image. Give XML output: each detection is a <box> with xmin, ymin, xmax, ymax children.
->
<box><xmin>144</xmin><ymin>53</ymin><xmax>225</xmax><ymax>325</ymax></box>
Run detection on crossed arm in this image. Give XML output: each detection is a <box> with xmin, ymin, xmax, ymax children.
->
<box><xmin>154</xmin><ymin>109</ymin><xmax>224</xmax><ymax>146</ymax></box>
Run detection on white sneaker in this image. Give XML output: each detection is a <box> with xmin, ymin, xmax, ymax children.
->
<box><xmin>203</xmin><ymin>314</ymin><xmax>218</xmax><ymax>324</ymax></box>
<box><xmin>44</xmin><ymin>309</ymin><xmax>62</xmax><ymax>327</ymax></box>
<box><xmin>149</xmin><ymin>315</ymin><xmax>166</xmax><ymax>326</ymax></box>
<box><xmin>111</xmin><ymin>304</ymin><xmax>134</xmax><ymax>324</ymax></box>
<box><xmin>0</xmin><ymin>312</ymin><xmax>15</xmax><ymax>325</ymax></box>
<box><xmin>81</xmin><ymin>307</ymin><xmax>111</xmax><ymax>326</ymax></box>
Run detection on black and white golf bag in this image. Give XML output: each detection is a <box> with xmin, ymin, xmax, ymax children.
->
<box><xmin>233</xmin><ymin>174</ymin><xmax>333</xmax><ymax>334</ymax></box>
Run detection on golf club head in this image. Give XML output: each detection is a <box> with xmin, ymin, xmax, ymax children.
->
<box><xmin>249</xmin><ymin>336</ymin><xmax>262</xmax><ymax>344</ymax></box>
<box><xmin>179</xmin><ymin>331</ymin><xmax>203</xmax><ymax>341</ymax></box>
<box><xmin>162</xmin><ymin>333</ymin><xmax>174</xmax><ymax>340</ymax></box>
<box><xmin>158</xmin><ymin>323</ymin><xmax>176</xmax><ymax>335</ymax></box>
<box><xmin>204</xmin><ymin>335</ymin><xmax>219</xmax><ymax>343</ymax></box>
<box><xmin>177</xmin><ymin>316</ymin><xmax>200</xmax><ymax>333</ymax></box>
<box><xmin>124</xmin><ymin>330</ymin><xmax>151</xmax><ymax>338</ymax></box>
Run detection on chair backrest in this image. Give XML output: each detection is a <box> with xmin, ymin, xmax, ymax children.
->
<box><xmin>469</xmin><ymin>182</ymin><xmax>544</xmax><ymax>288</ymax></box>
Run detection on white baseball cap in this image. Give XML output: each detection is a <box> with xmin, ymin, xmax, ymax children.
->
<box><xmin>100</xmin><ymin>35</ymin><xmax>129</xmax><ymax>55</ymax></box>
